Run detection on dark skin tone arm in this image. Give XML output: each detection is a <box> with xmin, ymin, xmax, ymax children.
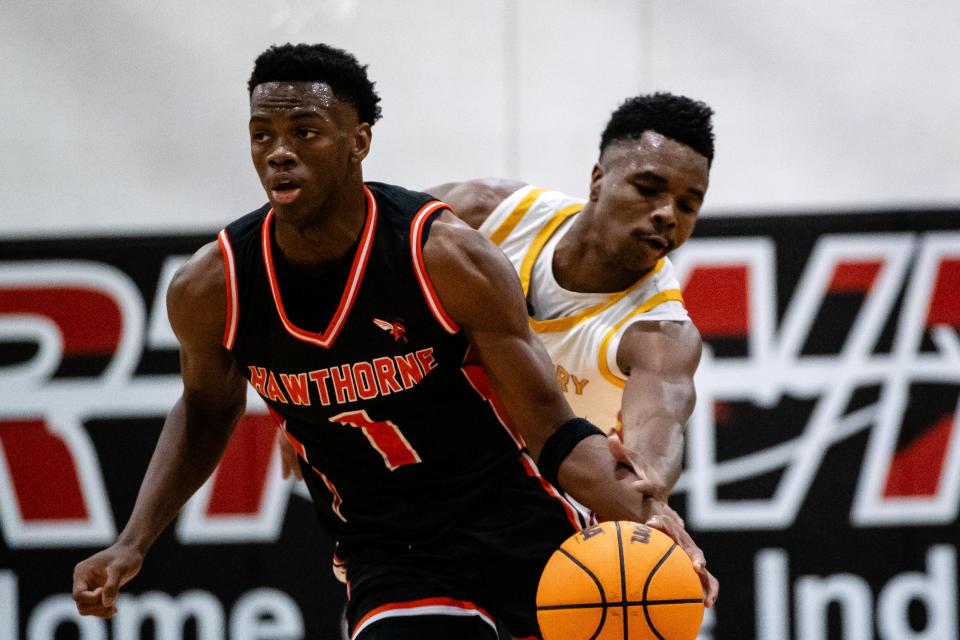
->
<box><xmin>426</xmin><ymin>178</ymin><xmax>525</xmax><ymax>229</ymax></box>
<box><xmin>429</xmin><ymin>179</ymin><xmax>696</xmax><ymax>499</ymax></box>
<box><xmin>424</xmin><ymin>211</ymin><xmax>639</xmax><ymax>508</ymax></box>
<box><xmin>71</xmin><ymin>241</ymin><xmax>247</xmax><ymax>618</ymax></box>
<box><xmin>426</xmin><ymin>180</ymin><xmax>717</xmax><ymax>604</ymax></box>
<box><xmin>610</xmin><ymin>320</ymin><xmax>701</xmax><ymax>502</ymax></box>
<box><xmin>423</xmin><ymin>211</ymin><xmax>717</xmax><ymax>606</ymax></box>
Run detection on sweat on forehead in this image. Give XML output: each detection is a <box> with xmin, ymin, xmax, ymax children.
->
<box><xmin>250</xmin><ymin>82</ymin><xmax>337</xmax><ymax>104</ymax></box>
<box><xmin>600</xmin><ymin>131</ymin><xmax>708</xmax><ymax>169</ymax></box>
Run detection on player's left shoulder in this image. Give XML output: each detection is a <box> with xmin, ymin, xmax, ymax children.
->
<box><xmin>424</xmin><ymin>210</ymin><xmax>507</xmax><ymax>273</ymax></box>
<box><xmin>422</xmin><ymin>211</ymin><xmax>527</xmax><ymax>329</ymax></box>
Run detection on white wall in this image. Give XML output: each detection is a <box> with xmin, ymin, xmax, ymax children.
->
<box><xmin>3</xmin><ymin>0</ymin><xmax>959</xmax><ymax>237</ymax></box>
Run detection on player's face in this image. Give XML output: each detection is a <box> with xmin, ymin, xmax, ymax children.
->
<box><xmin>249</xmin><ymin>81</ymin><xmax>371</xmax><ymax>225</ymax></box>
<box><xmin>589</xmin><ymin>131</ymin><xmax>709</xmax><ymax>273</ymax></box>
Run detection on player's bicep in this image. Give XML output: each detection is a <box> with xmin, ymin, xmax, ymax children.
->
<box><xmin>423</xmin><ymin>216</ymin><xmax>572</xmax><ymax>451</ymax></box>
<box><xmin>618</xmin><ymin>321</ymin><xmax>702</xmax><ymax>426</ymax></box>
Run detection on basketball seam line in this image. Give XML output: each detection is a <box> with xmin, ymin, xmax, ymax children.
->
<box><xmin>615</xmin><ymin>521</ymin><xmax>628</xmax><ymax>639</ymax></box>
<box><xmin>536</xmin><ymin>598</ymin><xmax>703</xmax><ymax>610</ymax></box>
<box><xmin>642</xmin><ymin>543</ymin><xmax>677</xmax><ymax>640</ymax></box>
<box><xmin>557</xmin><ymin>547</ymin><xmax>607</xmax><ymax>640</ymax></box>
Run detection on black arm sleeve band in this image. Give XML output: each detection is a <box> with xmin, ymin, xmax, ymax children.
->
<box><xmin>537</xmin><ymin>417</ymin><xmax>605</xmax><ymax>491</ymax></box>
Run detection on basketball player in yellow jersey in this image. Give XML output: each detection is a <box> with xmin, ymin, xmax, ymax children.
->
<box><xmin>428</xmin><ymin>93</ymin><xmax>712</xmax><ymax>509</ymax></box>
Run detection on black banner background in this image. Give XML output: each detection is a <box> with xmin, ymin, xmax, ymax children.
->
<box><xmin>1</xmin><ymin>208</ymin><xmax>958</xmax><ymax>639</ymax></box>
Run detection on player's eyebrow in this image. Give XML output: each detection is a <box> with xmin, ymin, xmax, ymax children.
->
<box><xmin>634</xmin><ymin>171</ymin><xmax>668</xmax><ymax>184</ymax></box>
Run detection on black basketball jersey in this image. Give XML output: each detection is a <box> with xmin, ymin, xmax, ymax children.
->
<box><xmin>218</xmin><ymin>182</ymin><xmax>529</xmax><ymax>546</ymax></box>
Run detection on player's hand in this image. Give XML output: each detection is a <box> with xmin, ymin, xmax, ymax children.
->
<box><xmin>644</xmin><ymin>505</ymin><xmax>719</xmax><ymax>608</ymax></box>
<box><xmin>607</xmin><ymin>433</ymin><xmax>669</xmax><ymax>503</ymax></box>
<box><xmin>72</xmin><ymin>545</ymin><xmax>144</xmax><ymax>618</ymax></box>
<box><xmin>277</xmin><ymin>429</ymin><xmax>303</xmax><ymax>481</ymax></box>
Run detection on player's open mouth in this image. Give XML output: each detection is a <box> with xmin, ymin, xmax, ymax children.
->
<box><xmin>269</xmin><ymin>179</ymin><xmax>303</xmax><ymax>205</ymax></box>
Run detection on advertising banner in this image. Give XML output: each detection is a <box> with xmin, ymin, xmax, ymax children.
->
<box><xmin>1</xmin><ymin>210</ymin><xmax>958</xmax><ymax>639</ymax></box>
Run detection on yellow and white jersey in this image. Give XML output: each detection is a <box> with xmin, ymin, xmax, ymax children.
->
<box><xmin>478</xmin><ymin>185</ymin><xmax>690</xmax><ymax>432</ymax></box>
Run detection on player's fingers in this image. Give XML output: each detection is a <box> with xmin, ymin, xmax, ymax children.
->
<box><xmin>646</xmin><ymin>514</ymin><xmax>709</xmax><ymax>579</ymax></box>
<box><xmin>702</xmin><ymin>568</ymin><xmax>720</xmax><ymax>608</ymax></box>
<box><xmin>630</xmin><ymin>478</ymin><xmax>659</xmax><ymax>494</ymax></box>
<box><xmin>77</xmin><ymin>602</ymin><xmax>117</xmax><ymax>618</ymax></box>
<box><xmin>652</xmin><ymin>500</ymin><xmax>686</xmax><ymax>529</ymax></box>
<box><xmin>73</xmin><ymin>587</ymin><xmax>103</xmax><ymax>606</ymax></box>
<box><xmin>101</xmin><ymin>565</ymin><xmax>122</xmax><ymax>607</ymax></box>
<box><xmin>644</xmin><ymin>514</ymin><xmax>683</xmax><ymax>547</ymax></box>
<box><xmin>607</xmin><ymin>435</ymin><xmax>641</xmax><ymax>474</ymax></box>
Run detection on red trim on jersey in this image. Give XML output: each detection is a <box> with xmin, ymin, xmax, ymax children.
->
<box><xmin>279</xmin><ymin>425</ymin><xmax>307</xmax><ymax>463</ymax></box>
<box><xmin>217</xmin><ymin>230</ymin><xmax>239</xmax><ymax>350</ymax></box>
<box><xmin>460</xmin><ymin>354</ymin><xmax>525</xmax><ymax>450</ymax></box>
<box><xmin>519</xmin><ymin>452</ymin><xmax>583</xmax><ymax>531</ymax></box>
<box><xmin>261</xmin><ymin>187</ymin><xmax>378</xmax><ymax>348</ymax></box>
<box><xmin>410</xmin><ymin>201</ymin><xmax>461</xmax><ymax>334</ymax></box>
<box><xmin>310</xmin><ymin>464</ymin><xmax>347</xmax><ymax>522</ymax></box>
<box><xmin>351</xmin><ymin>597</ymin><xmax>495</xmax><ymax>640</ymax></box>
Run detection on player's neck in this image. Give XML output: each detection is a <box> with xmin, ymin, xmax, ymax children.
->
<box><xmin>553</xmin><ymin>206</ymin><xmax>654</xmax><ymax>293</ymax></box>
<box><xmin>273</xmin><ymin>182</ymin><xmax>367</xmax><ymax>269</ymax></box>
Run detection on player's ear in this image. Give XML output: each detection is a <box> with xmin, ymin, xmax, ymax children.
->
<box><xmin>588</xmin><ymin>163</ymin><xmax>604</xmax><ymax>202</ymax></box>
<box><xmin>351</xmin><ymin>123</ymin><xmax>372</xmax><ymax>163</ymax></box>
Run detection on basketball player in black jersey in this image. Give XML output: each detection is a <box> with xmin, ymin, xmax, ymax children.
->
<box><xmin>71</xmin><ymin>43</ymin><xmax>717</xmax><ymax>639</ymax></box>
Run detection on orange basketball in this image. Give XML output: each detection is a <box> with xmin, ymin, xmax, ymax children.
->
<box><xmin>536</xmin><ymin>521</ymin><xmax>704</xmax><ymax>640</ymax></box>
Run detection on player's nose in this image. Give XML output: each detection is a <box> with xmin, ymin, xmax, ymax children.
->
<box><xmin>267</xmin><ymin>138</ymin><xmax>298</xmax><ymax>169</ymax></box>
<box><xmin>649</xmin><ymin>198</ymin><xmax>678</xmax><ymax>229</ymax></box>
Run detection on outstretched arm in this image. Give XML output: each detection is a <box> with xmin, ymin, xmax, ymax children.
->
<box><xmin>423</xmin><ymin>213</ymin><xmax>717</xmax><ymax>605</ymax></box>
<box><xmin>612</xmin><ymin>320</ymin><xmax>701</xmax><ymax>502</ymax></box>
<box><xmin>72</xmin><ymin>241</ymin><xmax>248</xmax><ymax>618</ymax></box>
<box><xmin>424</xmin><ymin>213</ymin><xmax>671</xmax><ymax>517</ymax></box>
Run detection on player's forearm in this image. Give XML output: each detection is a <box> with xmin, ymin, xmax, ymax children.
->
<box><xmin>557</xmin><ymin>434</ymin><xmax>657</xmax><ymax>522</ymax></box>
<box><xmin>620</xmin><ymin>418</ymin><xmax>685</xmax><ymax>497</ymax></box>
<box><xmin>116</xmin><ymin>395</ymin><xmax>242</xmax><ymax>553</ymax></box>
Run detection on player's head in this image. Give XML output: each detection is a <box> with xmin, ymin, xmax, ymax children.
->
<box><xmin>588</xmin><ymin>93</ymin><xmax>714</xmax><ymax>274</ymax></box>
<box><xmin>248</xmin><ymin>43</ymin><xmax>382</xmax><ymax>125</ymax></box>
<box><xmin>599</xmin><ymin>93</ymin><xmax>714</xmax><ymax>165</ymax></box>
<box><xmin>247</xmin><ymin>43</ymin><xmax>381</xmax><ymax>222</ymax></box>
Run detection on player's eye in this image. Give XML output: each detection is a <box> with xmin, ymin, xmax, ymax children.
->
<box><xmin>635</xmin><ymin>183</ymin><xmax>659</xmax><ymax>197</ymax></box>
<box><xmin>678</xmin><ymin>200</ymin><xmax>697</xmax><ymax>214</ymax></box>
<box><xmin>297</xmin><ymin>128</ymin><xmax>318</xmax><ymax>140</ymax></box>
<box><xmin>251</xmin><ymin>131</ymin><xmax>270</xmax><ymax>143</ymax></box>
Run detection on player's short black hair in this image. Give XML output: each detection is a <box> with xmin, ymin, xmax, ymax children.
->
<box><xmin>599</xmin><ymin>93</ymin><xmax>715</xmax><ymax>165</ymax></box>
<box><xmin>248</xmin><ymin>43</ymin><xmax>382</xmax><ymax>125</ymax></box>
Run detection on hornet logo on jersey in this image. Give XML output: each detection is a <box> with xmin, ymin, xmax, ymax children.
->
<box><xmin>373</xmin><ymin>317</ymin><xmax>408</xmax><ymax>343</ymax></box>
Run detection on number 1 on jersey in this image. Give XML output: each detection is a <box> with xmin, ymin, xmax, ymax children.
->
<box><xmin>329</xmin><ymin>410</ymin><xmax>422</xmax><ymax>470</ymax></box>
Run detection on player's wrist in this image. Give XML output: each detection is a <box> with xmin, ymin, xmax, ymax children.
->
<box><xmin>538</xmin><ymin>417</ymin><xmax>605</xmax><ymax>491</ymax></box>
